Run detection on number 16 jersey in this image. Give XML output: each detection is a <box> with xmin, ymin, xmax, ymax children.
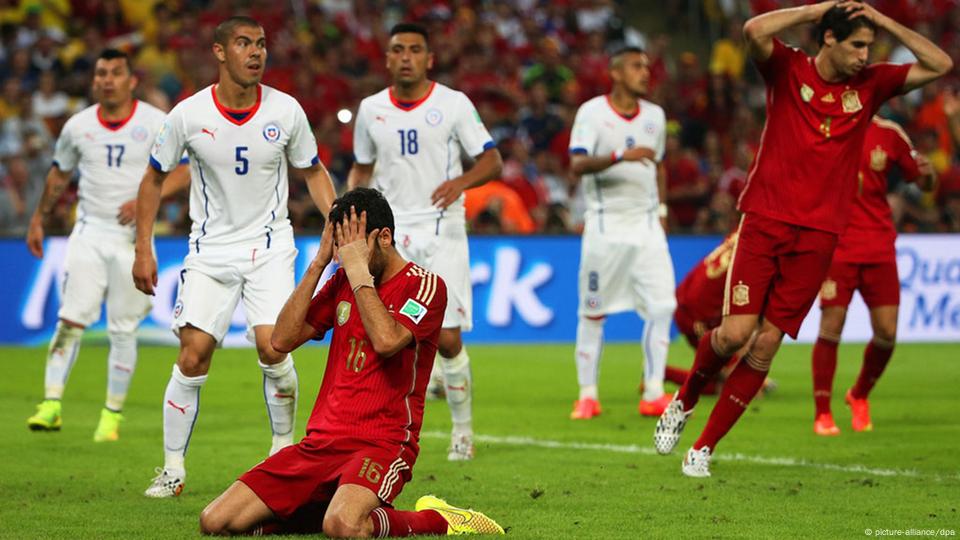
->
<box><xmin>150</xmin><ymin>84</ymin><xmax>320</xmax><ymax>252</ymax></box>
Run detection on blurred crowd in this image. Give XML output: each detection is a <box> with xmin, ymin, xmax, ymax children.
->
<box><xmin>1</xmin><ymin>0</ymin><xmax>960</xmax><ymax>238</ymax></box>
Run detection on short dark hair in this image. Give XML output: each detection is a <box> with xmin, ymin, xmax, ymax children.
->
<box><xmin>816</xmin><ymin>7</ymin><xmax>877</xmax><ymax>46</ymax></box>
<box><xmin>390</xmin><ymin>22</ymin><xmax>429</xmax><ymax>46</ymax></box>
<box><xmin>214</xmin><ymin>16</ymin><xmax>262</xmax><ymax>46</ymax></box>
<box><xmin>609</xmin><ymin>46</ymin><xmax>645</xmax><ymax>69</ymax></box>
<box><xmin>97</xmin><ymin>48</ymin><xmax>132</xmax><ymax>73</ymax></box>
<box><xmin>328</xmin><ymin>188</ymin><xmax>396</xmax><ymax>246</ymax></box>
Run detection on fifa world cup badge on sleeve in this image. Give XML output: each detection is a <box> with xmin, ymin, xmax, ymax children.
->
<box><xmin>400</xmin><ymin>299</ymin><xmax>428</xmax><ymax>324</ymax></box>
<box><xmin>732</xmin><ymin>281</ymin><xmax>750</xmax><ymax>307</ymax></box>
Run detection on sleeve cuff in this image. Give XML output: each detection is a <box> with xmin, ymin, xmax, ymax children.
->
<box><xmin>149</xmin><ymin>156</ymin><xmax>167</xmax><ymax>173</ymax></box>
<box><xmin>569</xmin><ymin>147</ymin><xmax>589</xmax><ymax>155</ymax></box>
<box><xmin>178</xmin><ymin>157</ymin><xmax>190</xmax><ymax>165</ymax></box>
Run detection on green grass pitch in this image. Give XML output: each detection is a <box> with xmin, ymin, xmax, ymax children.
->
<box><xmin>1</xmin><ymin>342</ymin><xmax>958</xmax><ymax>539</ymax></box>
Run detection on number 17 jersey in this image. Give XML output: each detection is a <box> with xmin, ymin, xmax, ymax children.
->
<box><xmin>150</xmin><ymin>84</ymin><xmax>320</xmax><ymax>252</ymax></box>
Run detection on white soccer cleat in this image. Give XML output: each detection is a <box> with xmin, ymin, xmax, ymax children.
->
<box><xmin>144</xmin><ymin>467</ymin><xmax>184</xmax><ymax>498</ymax></box>
<box><xmin>682</xmin><ymin>446</ymin><xmax>712</xmax><ymax>478</ymax></box>
<box><xmin>447</xmin><ymin>432</ymin><xmax>475</xmax><ymax>461</ymax></box>
<box><xmin>654</xmin><ymin>392</ymin><xmax>693</xmax><ymax>455</ymax></box>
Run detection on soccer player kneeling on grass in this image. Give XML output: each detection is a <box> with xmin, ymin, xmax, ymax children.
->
<box><xmin>199</xmin><ymin>188</ymin><xmax>503</xmax><ymax>537</ymax></box>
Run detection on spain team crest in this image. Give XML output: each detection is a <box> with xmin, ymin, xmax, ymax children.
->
<box><xmin>820</xmin><ymin>279</ymin><xmax>838</xmax><ymax>301</ymax></box>
<box><xmin>732</xmin><ymin>281</ymin><xmax>750</xmax><ymax>307</ymax></box>
<box><xmin>337</xmin><ymin>301</ymin><xmax>351</xmax><ymax>326</ymax></box>
<box><xmin>841</xmin><ymin>90</ymin><xmax>863</xmax><ymax>114</ymax></box>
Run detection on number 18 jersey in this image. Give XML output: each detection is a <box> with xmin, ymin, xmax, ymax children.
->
<box><xmin>150</xmin><ymin>84</ymin><xmax>319</xmax><ymax>252</ymax></box>
<box><xmin>353</xmin><ymin>82</ymin><xmax>495</xmax><ymax>224</ymax></box>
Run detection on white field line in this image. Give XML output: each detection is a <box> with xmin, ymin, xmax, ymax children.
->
<box><xmin>420</xmin><ymin>431</ymin><xmax>959</xmax><ymax>481</ymax></box>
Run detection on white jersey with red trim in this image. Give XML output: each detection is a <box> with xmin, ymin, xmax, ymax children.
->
<box><xmin>53</xmin><ymin>100</ymin><xmax>167</xmax><ymax>233</ymax></box>
<box><xmin>353</xmin><ymin>82</ymin><xmax>495</xmax><ymax>224</ymax></box>
<box><xmin>150</xmin><ymin>84</ymin><xmax>319</xmax><ymax>252</ymax></box>
<box><xmin>569</xmin><ymin>95</ymin><xmax>666</xmax><ymax>226</ymax></box>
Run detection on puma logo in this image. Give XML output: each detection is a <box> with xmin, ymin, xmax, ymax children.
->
<box><xmin>166</xmin><ymin>400</ymin><xmax>190</xmax><ymax>414</ymax></box>
<box><xmin>446</xmin><ymin>385</ymin><xmax>466</xmax><ymax>392</ymax></box>
<box><xmin>273</xmin><ymin>392</ymin><xmax>295</xmax><ymax>399</ymax></box>
<box><xmin>201</xmin><ymin>128</ymin><xmax>217</xmax><ymax>140</ymax></box>
<box><xmin>113</xmin><ymin>363</ymin><xmax>133</xmax><ymax>373</ymax></box>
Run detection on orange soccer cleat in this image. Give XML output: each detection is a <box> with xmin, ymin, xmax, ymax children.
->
<box><xmin>845</xmin><ymin>390</ymin><xmax>873</xmax><ymax>432</ymax></box>
<box><xmin>813</xmin><ymin>413</ymin><xmax>840</xmax><ymax>436</ymax></box>
<box><xmin>638</xmin><ymin>393</ymin><xmax>673</xmax><ymax>417</ymax></box>
<box><xmin>570</xmin><ymin>397</ymin><xmax>602</xmax><ymax>420</ymax></box>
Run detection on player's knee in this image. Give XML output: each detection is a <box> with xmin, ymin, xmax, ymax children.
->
<box><xmin>256</xmin><ymin>343</ymin><xmax>287</xmax><ymax>365</ymax></box>
<box><xmin>873</xmin><ymin>322</ymin><xmax>897</xmax><ymax>344</ymax></box>
<box><xmin>751</xmin><ymin>327</ymin><xmax>784</xmax><ymax>360</ymax></box>
<box><xmin>322</xmin><ymin>512</ymin><xmax>368</xmax><ymax>539</ymax></box>
<box><xmin>715</xmin><ymin>325</ymin><xmax>750</xmax><ymax>355</ymax></box>
<box><xmin>438</xmin><ymin>333</ymin><xmax>462</xmax><ymax>359</ymax></box>
<box><xmin>646</xmin><ymin>299</ymin><xmax>677</xmax><ymax>322</ymax></box>
<box><xmin>198</xmin><ymin>507</ymin><xmax>230</xmax><ymax>536</ymax></box>
<box><xmin>177</xmin><ymin>347</ymin><xmax>211</xmax><ymax>377</ymax></box>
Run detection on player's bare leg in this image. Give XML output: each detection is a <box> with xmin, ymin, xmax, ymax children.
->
<box><xmin>438</xmin><ymin>327</ymin><xmax>474</xmax><ymax>460</ymax></box>
<box><xmin>847</xmin><ymin>305</ymin><xmax>898</xmax><ymax>432</ymax></box>
<box><xmin>145</xmin><ymin>325</ymin><xmax>216</xmax><ymax>498</ymax></box>
<box><xmin>321</xmin><ymin>484</ymin><xmax>381</xmax><ymax>538</ymax></box>
<box><xmin>572</xmin><ymin>315</ymin><xmax>604</xmax><ymax>419</ymax></box>
<box><xmin>27</xmin><ymin>318</ymin><xmax>85</xmax><ymax>432</ymax></box>
<box><xmin>656</xmin><ymin>314</ymin><xmax>756</xmax><ymax>455</ymax></box>
<box><xmin>812</xmin><ymin>306</ymin><xmax>845</xmax><ymax>436</ymax></box>
<box><xmin>200</xmin><ymin>481</ymin><xmax>276</xmax><ymax>535</ymax></box>
<box><xmin>253</xmin><ymin>324</ymin><xmax>298</xmax><ymax>455</ymax></box>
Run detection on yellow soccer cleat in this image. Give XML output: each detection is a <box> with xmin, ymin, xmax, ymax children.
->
<box><xmin>415</xmin><ymin>495</ymin><xmax>505</xmax><ymax>535</ymax></box>
<box><xmin>93</xmin><ymin>408</ymin><xmax>123</xmax><ymax>442</ymax></box>
<box><xmin>27</xmin><ymin>400</ymin><xmax>62</xmax><ymax>431</ymax></box>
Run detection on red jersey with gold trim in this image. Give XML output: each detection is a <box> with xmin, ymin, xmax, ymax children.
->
<box><xmin>676</xmin><ymin>233</ymin><xmax>738</xmax><ymax>328</ymax></box>
<box><xmin>738</xmin><ymin>39</ymin><xmax>911</xmax><ymax>234</ymax></box>
<box><xmin>834</xmin><ymin>118</ymin><xmax>920</xmax><ymax>263</ymax></box>
<box><xmin>303</xmin><ymin>262</ymin><xmax>446</xmax><ymax>457</ymax></box>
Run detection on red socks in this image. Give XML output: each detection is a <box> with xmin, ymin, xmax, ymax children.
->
<box><xmin>678</xmin><ymin>330</ymin><xmax>731</xmax><ymax>411</ymax></box>
<box><xmin>851</xmin><ymin>340</ymin><xmax>894</xmax><ymax>399</ymax></box>
<box><xmin>693</xmin><ymin>358</ymin><xmax>767</xmax><ymax>451</ymax></box>
<box><xmin>664</xmin><ymin>366</ymin><xmax>689</xmax><ymax>385</ymax></box>
<box><xmin>370</xmin><ymin>507</ymin><xmax>447</xmax><ymax>537</ymax></box>
<box><xmin>812</xmin><ymin>337</ymin><xmax>839</xmax><ymax>416</ymax></box>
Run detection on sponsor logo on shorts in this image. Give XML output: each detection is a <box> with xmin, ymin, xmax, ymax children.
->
<box><xmin>131</xmin><ymin>125</ymin><xmax>148</xmax><ymax>142</ymax></box>
<box><xmin>400</xmin><ymin>298</ymin><xmax>428</xmax><ymax>324</ymax></box>
<box><xmin>732</xmin><ymin>281</ymin><xmax>750</xmax><ymax>307</ymax></box>
<box><xmin>337</xmin><ymin>301</ymin><xmax>351</xmax><ymax>326</ymax></box>
<box><xmin>262</xmin><ymin>123</ymin><xmax>282</xmax><ymax>142</ymax></box>
<box><xmin>841</xmin><ymin>90</ymin><xmax>862</xmax><ymax>114</ymax></box>
<box><xmin>173</xmin><ymin>300</ymin><xmax>183</xmax><ymax>318</ymax></box>
<box><xmin>821</xmin><ymin>279</ymin><xmax>838</xmax><ymax>301</ymax></box>
<box><xmin>425</xmin><ymin>108</ymin><xmax>443</xmax><ymax>126</ymax></box>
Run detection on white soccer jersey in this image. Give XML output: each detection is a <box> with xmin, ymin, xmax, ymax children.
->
<box><xmin>151</xmin><ymin>84</ymin><xmax>319</xmax><ymax>252</ymax></box>
<box><xmin>569</xmin><ymin>95</ymin><xmax>666</xmax><ymax>228</ymax></box>
<box><xmin>353</xmin><ymin>82</ymin><xmax>495</xmax><ymax>224</ymax></box>
<box><xmin>53</xmin><ymin>100</ymin><xmax>168</xmax><ymax>232</ymax></box>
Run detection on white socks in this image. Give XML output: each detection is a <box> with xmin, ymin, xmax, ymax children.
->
<box><xmin>441</xmin><ymin>346</ymin><xmax>472</xmax><ymax>435</ymax></box>
<box><xmin>105</xmin><ymin>331</ymin><xmax>137</xmax><ymax>411</ymax></box>
<box><xmin>163</xmin><ymin>364</ymin><xmax>206</xmax><ymax>474</ymax></box>
<box><xmin>641</xmin><ymin>314</ymin><xmax>671</xmax><ymax>401</ymax></box>
<box><xmin>575</xmin><ymin>317</ymin><xmax>604</xmax><ymax>400</ymax></box>
<box><xmin>260</xmin><ymin>356</ymin><xmax>298</xmax><ymax>455</ymax></box>
<box><xmin>44</xmin><ymin>322</ymin><xmax>83</xmax><ymax>400</ymax></box>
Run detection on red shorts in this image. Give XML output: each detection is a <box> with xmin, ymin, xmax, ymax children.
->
<box><xmin>819</xmin><ymin>260</ymin><xmax>900</xmax><ymax>309</ymax></box>
<box><xmin>674</xmin><ymin>305</ymin><xmax>718</xmax><ymax>348</ymax></box>
<box><xmin>723</xmin><ymin>213</ymin><xmax>838</xmax><ymax>339</ymax></box>
<box><xmin>238</xmin><ymin>440</ymin><xmax>414</xmax><ymax>520</ymax></box>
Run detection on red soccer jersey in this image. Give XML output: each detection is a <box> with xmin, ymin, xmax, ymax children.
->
<box><xmin>676</xmin><ymin>233</ymin><xmax>738</xmax><ymax>327</ymax></box>
<box><xmin>738</xmin><ymin>39</ymin><xmax>911</xmax><ymax>234</ymax></box>
<box><xmin>834</xmin><ymin>118</ymin><xmax>921</xmax><ymax>263</ymax></box>
<box><xmin>302</xmin><ymin>262</ymin><xmax>447</xmax><ymax>458</ymax></box>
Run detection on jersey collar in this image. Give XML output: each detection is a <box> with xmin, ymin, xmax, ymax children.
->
<box><xmin>97</xmin><ymin>100</ymin><xmax>138</xmax><ymax>131</ymax></box>
<box><xmin>605</xmin><ymin>95</ymin><xmax>640</xmax><ymax>121</ymax></box>
<box><xmin>388</xmin><ymin>81</ymin><xmax>436</xmax><ymax>112</ymax></box>
<box><xmin>212</xmin><ymin>84</ymin><xmax>262</xmax><ymax>126</ymax></box>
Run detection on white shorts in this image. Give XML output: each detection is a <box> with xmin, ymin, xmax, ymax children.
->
<box><xmin>394</xmin><ymin>218</ymin><xmax>472</xmax><ymax>331</ymax></box>
<box><xmin>172</xmin><ymin>244</ymin><xmax>296</xmax><ymax>343</ymax></box>
<box><xmin>578</xmin><ymin>215</ymin><xmax>677</xmax><ymax>319</ymax></box>
<box><xmin>59</xmin><ymin>225</ymin><xmax>152</xmax><ymax>333</ymax></box>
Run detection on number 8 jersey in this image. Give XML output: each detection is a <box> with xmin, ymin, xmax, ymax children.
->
<box><xmin>353</xmin><ymin>82</ymin><xmax>495</xmax><ymax>224</ymax></box>
<box><xmin>150</xmin><ymin>84</ymin><xmax>320</xmax><ymax>252</ymax></box>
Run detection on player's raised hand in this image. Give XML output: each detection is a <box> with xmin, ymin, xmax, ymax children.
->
<box><xmin>843</xmin><ymin>1</ymin><xmax>884</xmax><ymax>24</ymax></box>
<box><xmin>311</xmin><ymin>215</ymin><xmax>335</xmax><ymax>271</ymax></box>
<box><xmin>431</xmin><ymin>178</ymin><xmax>466</xmax><ymax>210</ymax></box>
<box><xmin>336</xmin><ymin>206</ymin><xmax>380</xmax><ymax>288</ymax></box>
<box><xmin>132</xmin><ymin>252</ymin><xmax>159</xmax><ymax>296</ymax></box>
<box><xmin>117</xmin><ymin>199</ymin><xmax>137</xmax><ymax>226</ymax></box>
<box><xmin>26</xmin><ymin>214</ymin><xmax>44</xmax><ymax>258</ymax></box>
<box><xmin>622</xmin><ymin>146</ymin><xmax>657</xmax><ymax>164</ymax></box>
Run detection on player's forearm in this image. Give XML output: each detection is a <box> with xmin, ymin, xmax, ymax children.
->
<box><xmin>457</xmin><ymin>149</ymin><xmax>503</xmax><ymax>190</ymax></box>
<box><xmin>303</xmin><ymin>164</ymin><xmax>337</xmax><ymax>216</ymax></box>
<box><xmin>33</xmin><ymin>168</ymin><xmax>71</xmax><ymax>221</ymax></box>
<box><xmin>272</xmin><ymin>262</ymin><xmax>326</xmax><ymax>353</ymax></box>
<box><xmin>570</xmin><ymin>154</ymin><xmax>617</xmax><ymax>176</ymax></box>
<box><xmin>134</xmin><ymin>169</ymin><xmax>166</xmax><ymax>253</ymax></box>
<box><xmin>353</xmin><ymin>288</ymin><xmax>411</xmax><ymax>357</ymax></box>
<box><xmin>159</xmin><ymin>164</ymin><xmax>190</xmax><ymax>201</ymax></box>
<box><xmin>743</xmin><ymin>4</ymin><xmax>823</xmax><ymax>58</ymax></box>
<box><xmin>881</xmin><ymin>14</ymin><xmax>953</xmax><ymax>81</ymax></box>
<box><xmin>657</xmin><ymin>163</ymin><xmax>667</xmax><ymax>205</ymax></box>
<box><xmin>347</xmin><ymin>164</ymin><xmax>373</xmax><ymax>190</ymax></box>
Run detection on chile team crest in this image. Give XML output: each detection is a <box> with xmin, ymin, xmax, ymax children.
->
<box><xmin>262</xmin><ymin>123</ymin><xmax>281</xmax><ymax>142</ymax></box>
